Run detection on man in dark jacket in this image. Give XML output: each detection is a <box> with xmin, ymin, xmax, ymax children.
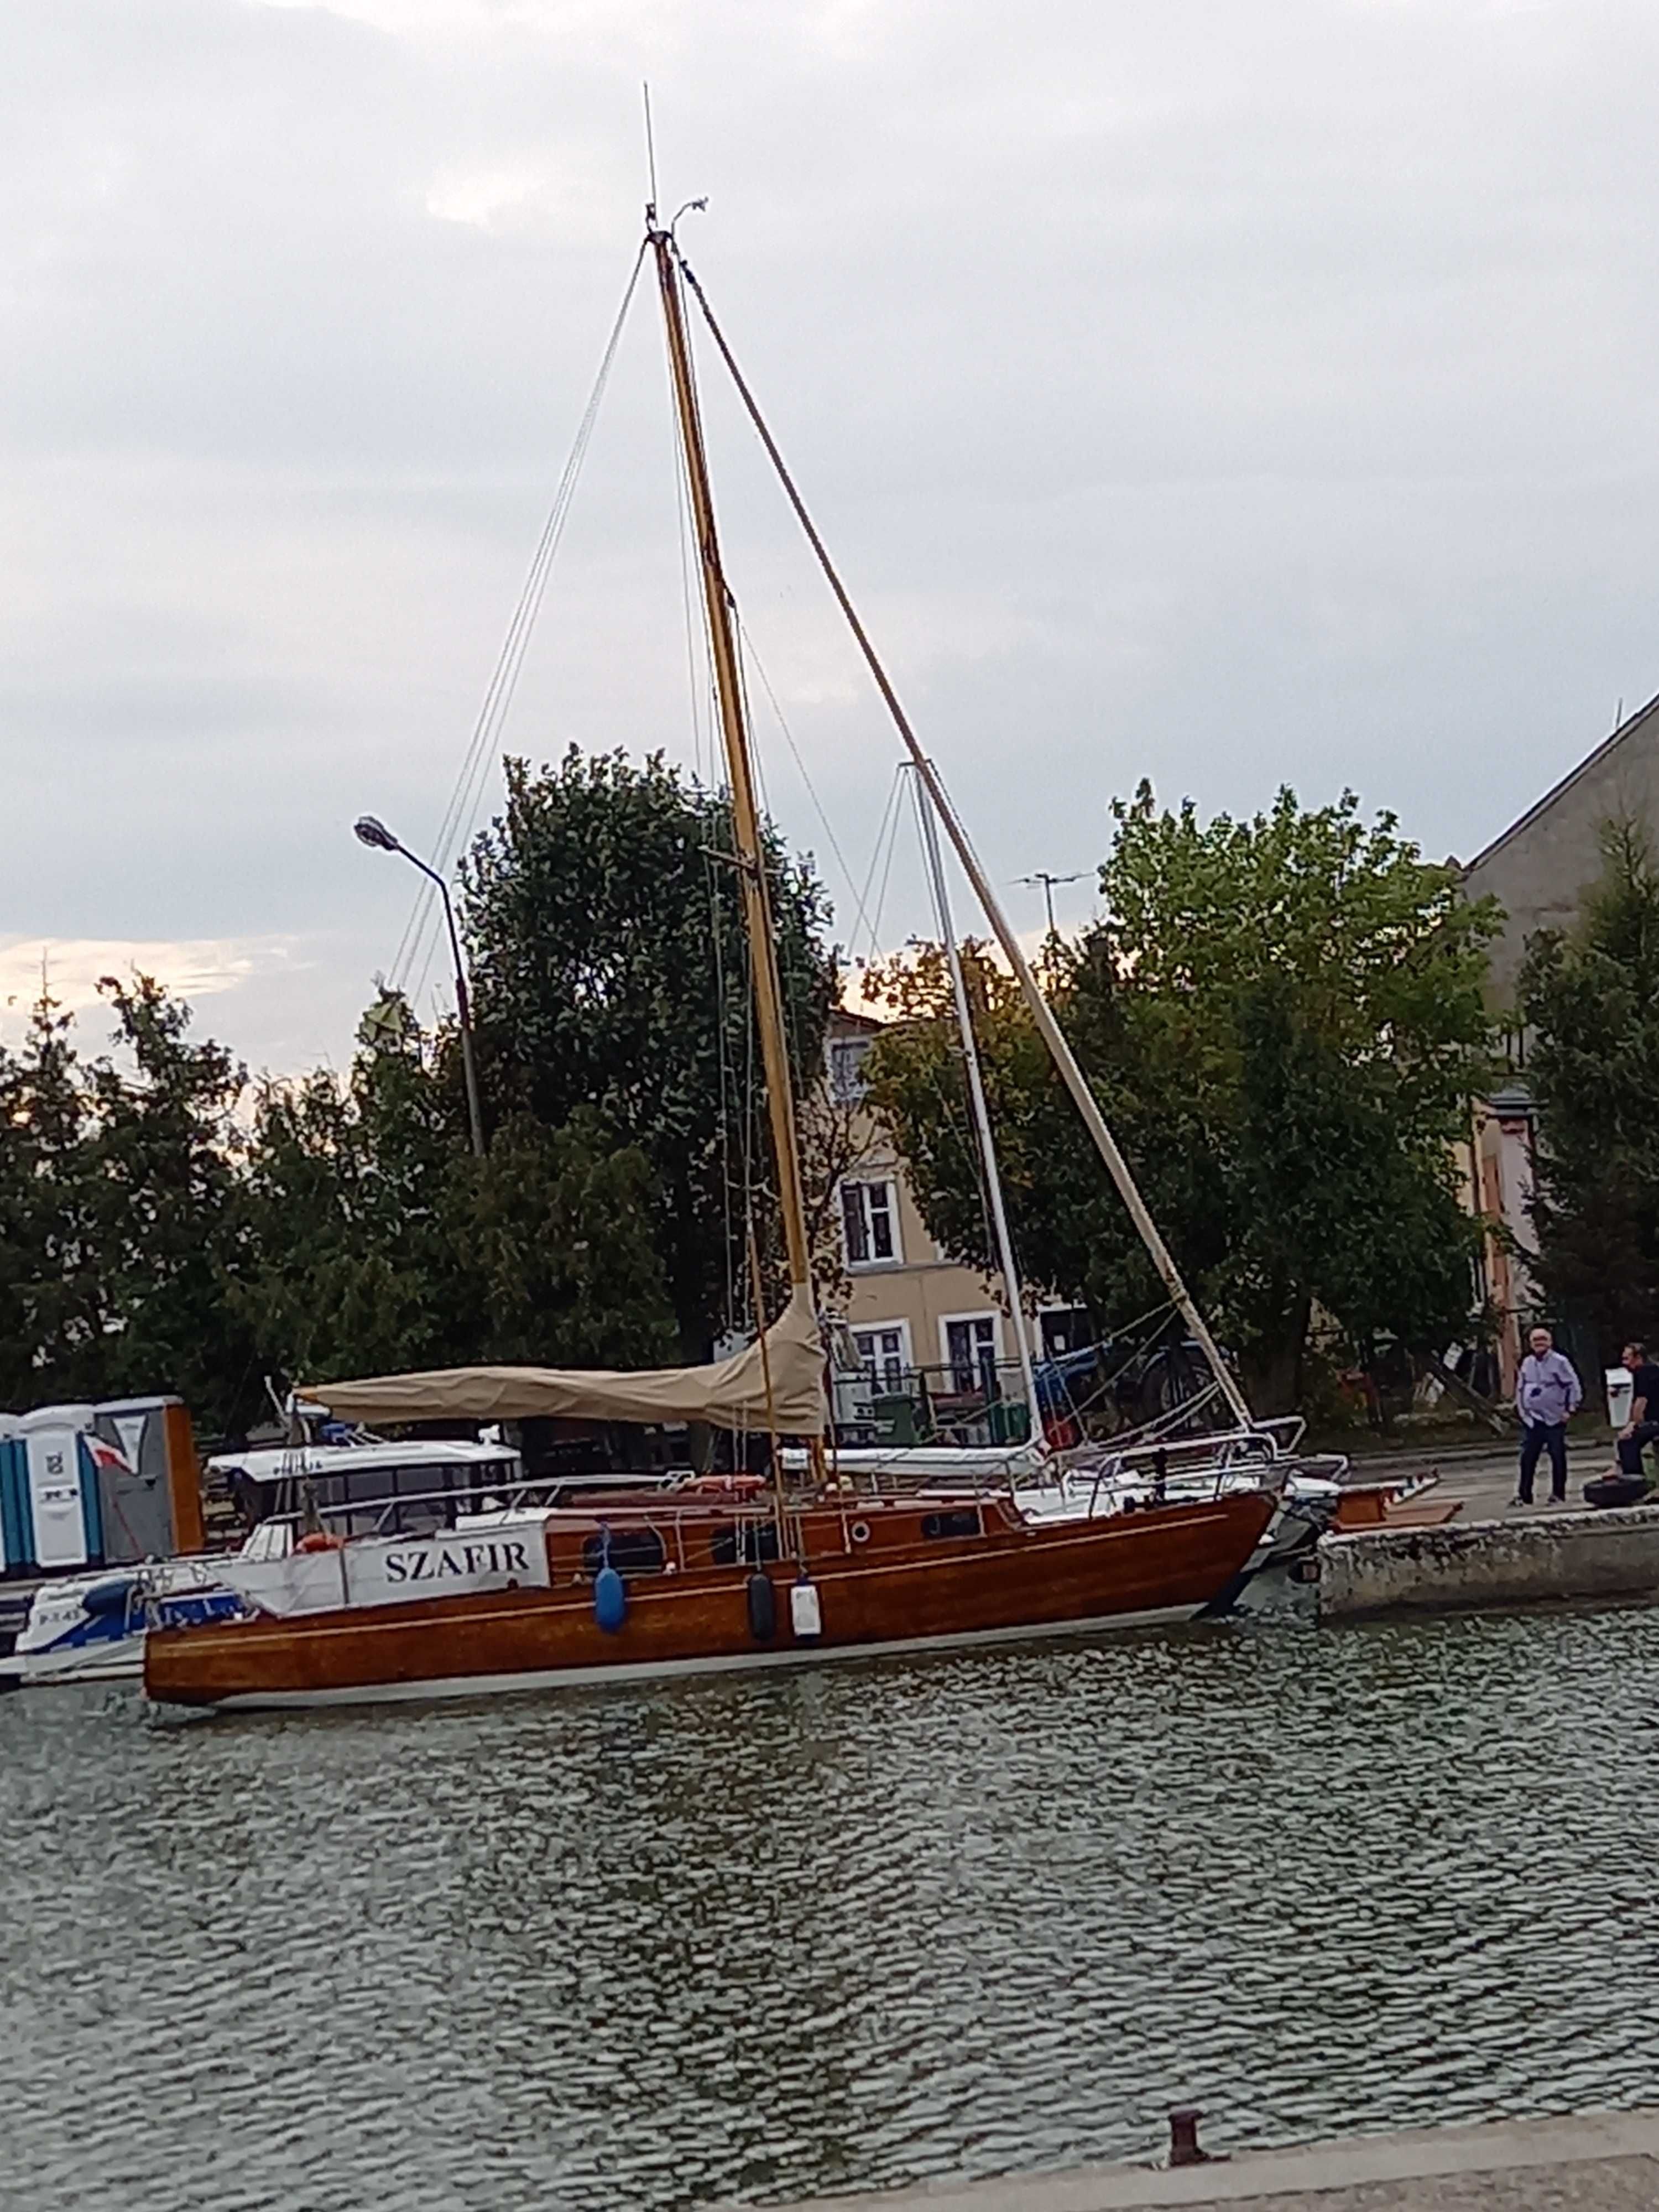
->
<box><xmin>1615</xmin><ymin>1341</ymin><xmax>1659</xmax><ymax>1484</ymax></box>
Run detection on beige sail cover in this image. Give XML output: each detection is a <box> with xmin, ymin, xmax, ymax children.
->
<box><xmin>298</xmin><ymin>1288</ymin><xmax>826</xmax><ymax>1434</ymax></box>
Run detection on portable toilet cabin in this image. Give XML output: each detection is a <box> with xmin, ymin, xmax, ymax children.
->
<box><xmin>92</xmin><ymin>1396</ymin><xmax>204</xmax><ymax>1558</ymax></box>
<box><xmin>0</xmin><ymin>1415</ymin><xmax>21</xmax><ymax>1574</ymax></box>
<box><xmin>14</xmin><ymin>1406</ymin><xmax>104</xmax><ymax>1573</ymax></box>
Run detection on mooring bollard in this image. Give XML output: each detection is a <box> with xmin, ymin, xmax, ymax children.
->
<box><xmin>1168</xmin><ymin>2107</ymin><xmax>1211</xmax><ymax>2167</ymax></box>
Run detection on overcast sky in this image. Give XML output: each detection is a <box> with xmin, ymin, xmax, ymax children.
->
<box><xmin>7</xmin><ymin>0</ymin><xmax>1659</xmax><ymax>1071</ymax></box>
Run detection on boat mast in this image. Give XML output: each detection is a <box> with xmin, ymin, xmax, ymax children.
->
<box><xmin>649</xmin><ymin>217</ymin><xmax>825</xmax><ymax>1448</ymax></box>
<box><xmin>911</xmin><ymin>767</ymin><xmax>1044</xmax><ymax>1449</ymax></box>
<box><xmin>676</xmin><ymin>260</ymin><xmax>1254</xmax><ymax>1433</ymax></box>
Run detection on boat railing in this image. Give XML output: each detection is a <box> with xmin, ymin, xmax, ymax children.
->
<box><xmin>250</xmin><ymin>1477</ymin><xmax>802</xmax><ymax>1575</ymax></box>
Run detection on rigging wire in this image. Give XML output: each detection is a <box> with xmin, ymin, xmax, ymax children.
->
<box><xmin>904</xmin><ymin>764</ymin><xmax>1003</xmax><ymax>1312</ymax></box>
<box><xmin>862</xmin><ymin>770</ymin><xmax>906</xmax><ymax>966</ymax></box>
<box><xmin>734</xmin><ymin>614</ymin><xmax>893</xmax><ymax>968</ymax></box>
<box><xmin>393</xmin><ymin>242</ymin><xmax>649</xmax><ymax>1003</ymax></box>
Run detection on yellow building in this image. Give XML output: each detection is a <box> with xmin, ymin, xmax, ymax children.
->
<box><xmin>823</xmin><ymin>1009</ymin><xmax>1088</xmax><ymax>1401</ymax></box>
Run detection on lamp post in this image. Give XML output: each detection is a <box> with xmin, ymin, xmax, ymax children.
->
<box><xmin>353</xmin><ymin>815</ymin><xmax>486</xmax><ymax>1159</ymax></box>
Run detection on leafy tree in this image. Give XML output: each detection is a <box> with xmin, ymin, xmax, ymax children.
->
<box><xmin>441</xmin><ymin>1109</ymin><xmax>675</xmax><ymax>1370</ymax></box>
<box><xmin>82</xmin><ymin>977</ymin><xmax>257</xmax><ymax>1428</ymax></box>
<box><xmin>0</xmin><ymin>978</ymin><xmax>258</xmax><ymax>1430</ymax></box>
<box><xmin>233</xmin><ymin>1046</ymin><xmax>464</xmax><ymax>1389</ymax></box>
<box><xmin>1520</xmin><ymin>817</ymin><xmax>1659</xmax><ymax>1363</ymax></box>
<box><xmin>867</xmin><ymin>785</ymin><xmax>1499</xmax><ymax>1411</ymax></box>
<box><xmin>0</xmin><ymin>992</ymin><xmax>102</xmax><ymax>1407</ymax></box>
<box><xmin>235</xmin><ymin>1041</ymin><xmax>677</xmax><ymax>1391</ymax></box>
<box><xmin>461</xmin><ymin>748</ymin><xmax>838</xmax><ymax>1357</ymax></box>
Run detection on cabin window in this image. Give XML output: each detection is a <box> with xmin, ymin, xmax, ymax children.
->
<box><xmin>708</xmin><ymin>1522</ymin><xmax>781</xmax><ymax>1567</ymax></box>
<box><xmin>581</xmin><ymin>1528</ymin><xmax>666</xmax><ymax>1576</ymax></box>
<box><xmin>393</xmin><ymin>1464</ymin><xmax>452</xmax><ymax>1536</ymax></box>
<box><xmin>920</xmin><ymin>1509</ymin><xmax>981</xmax><ymax>1540</ymax></box>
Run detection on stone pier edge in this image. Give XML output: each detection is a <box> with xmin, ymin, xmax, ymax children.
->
<box><xmin>757</xmin><ymin>2106</ymin><xmax>1659</xmax><ymax>2210</ymax></box>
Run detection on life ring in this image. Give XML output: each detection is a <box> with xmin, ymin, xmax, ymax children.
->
<box><xmin>296</xmin><ymin>1532</ymin><xmax>345</xmax><ymax>1553</ymax></box>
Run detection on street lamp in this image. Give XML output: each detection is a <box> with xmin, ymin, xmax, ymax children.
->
<box><xmin>353</xmin><ymin>815</ymin><xmax>486</xmax><ymax>1159</ymax></box>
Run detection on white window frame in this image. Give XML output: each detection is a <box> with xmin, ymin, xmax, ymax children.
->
<box><xmin>839</xmin><ymin>1176</ymin><xmax>903</xmax><ymax>1269</ymax></box>
<box><xmin>851</xmin><ymin>1319</ymin><xmax>914</xmax><ymax>1394</ymax></box>
<box><xmin>938</xmin><ymin>1310</ymin><xmax>1002</xmax><ymax>1391</ymax></box>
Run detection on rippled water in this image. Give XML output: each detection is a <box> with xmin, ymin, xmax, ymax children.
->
<box><xmin>4</xmin><ymin>1605</ymin><xmax>1658</xmax><ymax>2211</ymax></box>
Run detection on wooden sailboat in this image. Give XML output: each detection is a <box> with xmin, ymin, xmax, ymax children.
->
<box><xmin>144</xmin><ymin>212</ymin><xmax>1285</xmax><ymax>1713</ymax></box>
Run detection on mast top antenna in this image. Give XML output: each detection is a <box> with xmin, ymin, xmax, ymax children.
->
<box><xmin>641</xmin><ymin>80</ymin><xmax>659</xmax><ymax>219</ymax></box>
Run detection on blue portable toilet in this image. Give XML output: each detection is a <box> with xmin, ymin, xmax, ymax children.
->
<box><xmin>0</xmin><ymin>1416</ymin><xmax>25</xmax><ymax>1575</ymax></box>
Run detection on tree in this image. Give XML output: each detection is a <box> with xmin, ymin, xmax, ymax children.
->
<box><xmin>82</xmin><ymin>976</ymin><xmax>257</xmax><ymax>1430</ymax></box>
<box><xmin>867</xmin><ymin>785</ymin><xmax>1500</xmax><ymax>1411</ymax></box>
<box><xmin>0</xmin><ymin>990</ymin><xmax>102</xmax><ymax>1408</ymax></box>
<box><xmin>236</xmin><ymin>1037</ymin><xmax>678</xmax><ymax>1392</ymax></box>
<box><xmin>0</xmin><ymin>977</ymin><xmax>259</xmax><ymax>1431</ymax></box>
<box><xmin>441</xmin><ymin>1109</ymin><xmax>676</xmax><ymax>1370</ymax></box>
<box><xmin>461</xmin><ymin>747</ymin><xmax>839</xmax><ymax>1357</ymax></box>
<box><xmin>1519</xmin><ymin>817</ymin><xmax>1659</xmax><ymax>1362</ymax></box>
<box><xmin>234</xmin><ymin>1046</ymin><xmax>465</xmax><ymax>1390</ymax></box>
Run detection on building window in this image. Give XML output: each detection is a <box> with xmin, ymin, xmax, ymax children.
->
<box><xmin>841</xmin><ymin>1178</ymin><xmax>901</xmax><ymax>1266</ymax></box>
<box><xmin>852</xmin><ymin>1324</ymin><xmax>910</xmax><ymax>1393</ymax></box>
<box><xmin>827</xmin><ymin>1036</ymin><xmax>871</xmax><ymax>1103</ymax></box>
<box><xmin>942</xmin><ymin>1313</ymin><xmax>999</xmax><ymax>1394</ymax></box>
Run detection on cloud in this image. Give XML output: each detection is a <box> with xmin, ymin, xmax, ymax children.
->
<box><xmin>0</xmin><ymin>936</ymin><xmax>305</xmax><ymax>1046</ymax></box>
<box><xmin>7</xmin><ymin>0</ymin><xmax>1659</xmax><ymax>1075</ymax></box>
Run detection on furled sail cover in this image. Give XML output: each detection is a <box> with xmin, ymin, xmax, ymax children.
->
<box><xmin>297</xmin><ymin>1288</ymin><xmax>826</xmax><ymax>1434</ymax></box>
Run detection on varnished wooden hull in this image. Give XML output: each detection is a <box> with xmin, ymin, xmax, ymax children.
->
<box><xmin>144</xmin><ymin>1490</ymin><xmax>1276</xmax><ymax>1710</ymax></box>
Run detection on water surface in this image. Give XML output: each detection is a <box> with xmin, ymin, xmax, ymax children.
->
<box><xmin>4</xmin><ymin>1605</ymin><xmax>1656</xmax><ymax>2210</ymax></box>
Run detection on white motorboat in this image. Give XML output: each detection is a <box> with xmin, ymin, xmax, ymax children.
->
<box><xmin>6</xmin><ymin>1434</ymin><xmax>528</xmax><ymax>1686</ymax></box>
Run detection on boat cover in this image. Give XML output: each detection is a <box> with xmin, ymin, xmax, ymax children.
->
<box><xmin>297</xmin><ymin>1288</ymin><xmax>826</xmax><ymax>1434</ymax></box>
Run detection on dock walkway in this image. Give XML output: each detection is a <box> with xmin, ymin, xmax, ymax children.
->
<box><xmin>765</xmin><ymin>2109</ymin><xmax>1659</xmax><ymax>2210</ymax></box>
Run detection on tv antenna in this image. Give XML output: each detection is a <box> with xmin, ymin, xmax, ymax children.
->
<box><xmin>1018</xmin><ymin>869</ymin><xmax>1086</xmax><ymax>936</ymax></box>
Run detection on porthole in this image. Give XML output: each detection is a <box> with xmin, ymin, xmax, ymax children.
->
<box><xmin>850</xmin><ymin>1519</ymin><xmax>871</xmax><ymax>1545</ymax></box>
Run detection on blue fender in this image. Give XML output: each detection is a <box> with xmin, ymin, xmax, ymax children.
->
<box><xmin>593</xmin><ymin>1564</ymin><xmax>627</xmax><ymax>1634</ymax></box>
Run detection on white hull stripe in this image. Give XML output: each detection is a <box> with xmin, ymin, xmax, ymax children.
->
<box><xmin>190</xmin><ymin>1602</ymin><xmax>1207</xmax><ymax>1712</ymax></box>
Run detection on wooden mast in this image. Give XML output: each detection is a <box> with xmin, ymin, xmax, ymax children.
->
<box><xmin>649</xmin><ymin>217</ymin><xmax>826</xmax><ymax>1459</ymax></box>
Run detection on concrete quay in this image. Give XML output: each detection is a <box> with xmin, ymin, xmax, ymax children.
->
<box><xmin>1319</xmin><ymin>1501</ymin><xmax>1659</xmax><ymax>1619</ymax></box>
<box><xmin>1318</xmin><ymin>1439</ymin><xmax>1659</xmax><ymax>1620</ymax></box>
<box><xmin>764</xmin><ymin>2109</ymin><xmax>1659</xmax><ymax>2210</ymax></box>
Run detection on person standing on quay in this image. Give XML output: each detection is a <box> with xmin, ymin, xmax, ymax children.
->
<box><xmin>1615</xmin><ymin>1341</ymin><xmax>1659</xmax><ymax>1485</ymax></box>
<box><xmin>1513</xmin><ymin>1324</ymin><xmax>1582</xmax><ymax>1506</ymax></box>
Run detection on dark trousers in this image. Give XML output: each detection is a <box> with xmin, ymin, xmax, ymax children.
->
<box><xmin>1617</xmin><ymin>1421</ymin><xmax>1659</xmax><ymax>1477</ymax></box>
<box><xmin>1519</xmin><ymin>1421</ymin><xmax>1568</xmax><ymax>1501</ymax></box>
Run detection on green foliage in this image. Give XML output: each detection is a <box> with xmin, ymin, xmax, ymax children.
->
<box><xmin>0</xmin><ymin>745</ymin><xmax>838</xmax><ymax>1427</ymax></box>
<box><xmin>234</xmin><ymin>1061</ymin><xmax>677</xmax><ymax>1389</ymax></box>
<box><xmin>0</xmin><ymin>979</ymin><xmax>680</xmax><ymax>1429</ymax></box>
<box><xmin>441</xmin><ymin>1110</ymin><xmax>674</xmax><ymax>1370</ymax></box>
<box><xmin>462</xmin><ymin>747</ymin><xmax>838</xmax><ymax>1354</ymax></box>
<box><xmin>867</xmin><ymin>784</ymin><xmax>1499</xmax><ymax>1410</ymax></box>
<box><xmin>0</xmin><ymin>979</ymin><xmax>258</xmax><ymax>1428</ymax></box>
<box><xmin>1520</xmin><ymin>817</ymin><xmax>1659</xmax><ymax>1361</ymax></box>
